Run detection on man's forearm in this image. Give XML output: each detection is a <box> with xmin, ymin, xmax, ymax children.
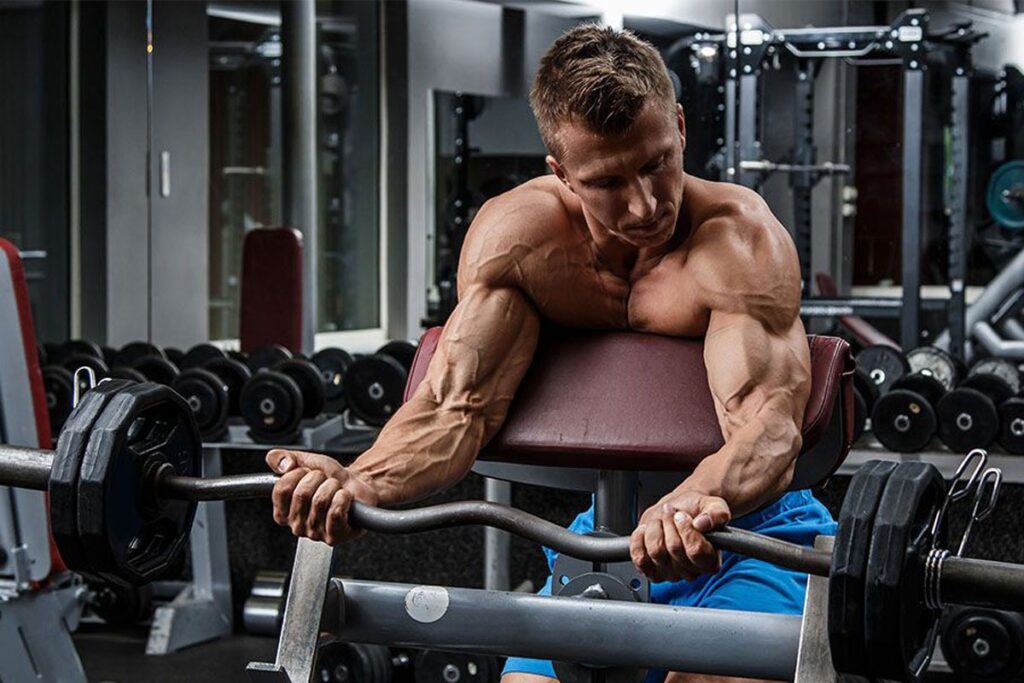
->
<box><xmin>346</xmin><ymin>393</ymin><xmax>496</xmax><ymax>506</ymax></box>
<box><xmin>682</xmin><ymin>411</ymin><xmax>802</xmax><ymax>518</ymax></box>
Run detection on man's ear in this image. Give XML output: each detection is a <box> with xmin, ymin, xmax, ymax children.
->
<box><xmin>546</xmin><ymin>154</ymin><xmax>573</xmax><ymax>191</ymax></box>
<box><xmin>676</xmin><ymin>103</ymin><xmax>687</xmax><ymax>154</ymax></box>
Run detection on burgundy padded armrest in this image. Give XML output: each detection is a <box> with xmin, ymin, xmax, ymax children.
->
<box><xmin>239</xmin><ymin>227</ymin><xmax>303</xmax><ymax>354</ymax></box>
<box><xmin>405</xmin><ymin>327</ymin><xmax>854</xmax><ymax>487</ymax></box>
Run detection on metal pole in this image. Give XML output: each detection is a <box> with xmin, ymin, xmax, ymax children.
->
<box><xmin>595</xmin><ymin>470</ymin><xmax>636</xmax><ymax>535</ymax></box>
<box><xmin>483</xmin><ymin>477</ymin><xmax>511</xmax><ymax>590</ymax></box>
<box><xmin>738</xmin><ymin>73</ymin><xmax>759</xmax><ymax>189</ymax></box>
<box><xmin>336</xmin><ymin>579</ymin><xmax>802</xmax><ymax>681</ymax></box>
<box><xmin>901</xmin><ymin>68</ymin><xmax>924</xmax><ymax>349</ymax></box>
<box><xmin>281</xmin><ymin>0</ymin><xmax>318</xmax><ymax>354</ymax></box>
<box><xmin>948</xmin><ymin>72</ymin><xmax>970</xmax><ymax>362</ymax></box>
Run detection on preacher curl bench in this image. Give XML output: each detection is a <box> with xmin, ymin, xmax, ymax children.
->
<box><xmin>248</xmin><ymin>325</ymin><xmax>855</xmax><ymax>682</ymax></box>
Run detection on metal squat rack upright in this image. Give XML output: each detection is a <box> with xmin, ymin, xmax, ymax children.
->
<box><xmin>695</xmin><ymin>9</ymin><xmax>984</xmax><ymax>358</ymax></box>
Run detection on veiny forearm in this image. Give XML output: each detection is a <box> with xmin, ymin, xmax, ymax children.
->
<box><xmin>349</xmin><ymin>285</ymin><xmax>539</xmax><ymax>506</ymax></box>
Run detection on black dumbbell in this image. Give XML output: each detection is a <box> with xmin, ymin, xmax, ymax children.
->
<box><xmin>108</xmin><ymin>366</ymin><xmax>148</xmax><ymax>383</ymax></box>
<box><xmin>856</xmin><ymin>344</ymin><xmax>909</xmax><ymax>395</ymax></box>
<box><xmin>164</xmin><ymin>347</ymin><xmax>186</xmax><ymax>367</ymax></box>
<box><xmin>414</xmin><ymin>649</ymin><xmax>500</xmax><ymax>683</ymax></box>
<box><xmin>941</xmin><ymin>606</ymin><xmax>1024</xmax><ymax>682</ymax></box>
<box><xmin>116</xmin><ymin>341</ymin><xmax>167</xmax><ymax>368</ymax></box>
<box><xmin>172</xmin><ymin>368</ymin><xmax>230</xmax><ymax>441</ymax></box>
<box><xmin>240</xmin><ymin>358</ymin><xmax>326</xmax><ymax>443</ymax></box>
<box><xmin>61</xmin><ymin>339</ymin><xmax>105</xmax><ymax>363</ymax></box>
<box><xmin>42</xmin><ymin>365</ymin><xmax>75</xmax><ymax>434</ymax></box>
<box><xmin>87</xmin><ymin>581</ymin><xmax>155</xmax><ymax>626</ymax></box>
<box><xmin>180</xmin><ymin>342</ymin><xmax>227</xmax><ymax>370</ymax></box>
<box><xmin>343</xmin><ymin>341</ymin><xmax>417</xmax><ymax>427</ymax></box>
<box><xmin>852</xmin><ymin>368</ymin><xmax>879</xmax><ymax>443</ymax></box>
<box><xmin>247</xmin><ymin>344</ymin><xmax>293</xmax><ymax>373</ymax></box>
<box><xmin>312</xmin><ymin>347</ymin><xmax>354</xmax><ymax>413</ymax></box>
<box><xmin>316</xmin><ymin>641</ymin><xmax>397</xmax><ymax>683</ymax></box>
<box><xmin>130</xmin><ymin>354</ymin><xmax>180</xmax><ymax>385</ymax></box>
<box><xmin>937</xmin><ymin>358</ymin><xmax>1020</xmax><ymax>453</ymax></box>
<box><xmin>871</xmin><ymin>347</ymin><xmax>959</xmax><ymax>453</ymax></box>
<box><xmin>203</xmin><ymin>356</ymin><xmax>252</xmax><ymax>416</ymax></box>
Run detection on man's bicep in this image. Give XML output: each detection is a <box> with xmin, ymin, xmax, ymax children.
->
<box><xmin>703</xmin><ymin>311</ymin><xmax>811</xmax><ymax>441</ymax></box>
<box><xmin>415</xmin><ymin>283</ymin><xmax>540</xmax><ymax>432</ymax></box>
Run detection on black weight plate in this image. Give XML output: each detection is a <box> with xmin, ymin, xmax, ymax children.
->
<box><xmin>101</xmin><ymin>346</ymin><xmax>119</xmax><ymax>367</ymax></box>
<box><xmin>62</xmin><ymin>352</ymin><xmax>109</xmax><ymax>377</ymax></box>
<box><xmin>49</xmin><ymin>379</ymin><xmax>133</xmax><ymax>577</ymax></box>
<box><xmin>999</xmin><ymin>397</ymin><xmax>1024</xmax><ymax>455</ymax></box>
<box><xmin>316</xmin><ymin>641</ymin><xmax>381</xmax><ymax>683</ymax></box>
<box><xmin>871</xmin><ymin>389</ymin><xmax>938</xmax><ymax>453</ymax></box>
<box><xmin>312</xmin><ymin>347</ymin><xmax>354</xmax><ymax>404</ymax></box>
<box><xmin>343</xmin><ymin>354</ymin><xmax>407</xmax><ymax>427</ymax></box>
<box><xmin>228</xmin><ymin>349</ymin><xmax>248</xmax><ymax>364</ymax></box>
<box><xmin>906</xmin><ymin>346</ymin><xmax>960</xmax><ymax>392</ymax></box>
<box><xmin>64</xmin><ymin>339</ymin><xmax>104</xmax><ymax>360</ymax></box>
<box><xmin>240</xmin><ymin>370</ymin><xmax>303</xmax><ymax>441</ymax></box>
<box><xmin>130</xmin><ymin>355</ymin><xmax>180</xmax><ymax>386</ymax></box>
<box><xmin>853</xmin><ymin>388</ymin><xmax>867</xmax><ymax>443</ymax></box>
<box><xmin>376</xmin><ymin>340</ymin><xmax>417</xmax><ymax>371</ymax></box>
<box><xmin>936</xmin><ymin>388</ymin><xmax>1000</xmax><ymax>453</ymax></box>
<box><xmin>853</xmin><ymin>368</ymin><xmax>880</xmax><ymax>411</ymax></box>
<box><xmin>204</xmin><ymin>357</ymin><xmax>251</xmax><ymax>416</ymax></box>
<box><xmin>89</xmin><ymin>582</ymin><xmax>155</xmax><ymax>626</ymax></box>
<box><xmin>42</xmin><ymin>365</ymin><xmax>75</xmax><ymax>434</ymax></box>
<box><xmin>864</xmin><ymin>461</ymin><xmax>946</xmax><ymax>681</ymax></box>
<box><xmin>163</xmin><ymin>347</ymin><xmax>185</xmax><ymax>368</ymax></box>
<box><xmin>77</xmin><ymin>382</ymin><xmax>201</xmax><ymax>587</ymax></box>
<box><xmin>180</xmin><ymin>342</ymin><xmax>227</xmax><ymax>370</ymax></box>
<box><xmin>962</xmin><ymin>373</ymin><xmax>1016</xmax><ymax>405</ymax></box>
<box><xmin>172</xmin><ymin>368</ymin><xmax>229</xmax><ymax>440</ymax></box>
<box><xmin>415</xmin><ymin>650</ymin><xmax>499</xmax><ymax>683</ymax></box>
<box><xmin>893</xmin><ymin>373</ymin><xmax>947</xmax><ymax>407</ymax></box>
<box><xmin>43</xmin><ymin>341</ymin><xmax>64</xmax><ymax>364</ymax></box>
<box><xmin>108</xmin><ymin>366</ymin><xmax>147</xmax><ymax>383</ymax></box>
<box><xmin>969</xmin><ymin>358</ymin><xmax>1021</xmax><ymax>396</ymax></box>
<box><xmin>116</xmin><ymin>341</ymin><xmax>166</xmax><ymax>367</ymax></box>
<box><xmin>940</xmin><ymin>607</ymin><xmax>1024</xmax><ymax>682</ymax></box>
<box><xmin>276</xmin><ymin>358</ymin><xmax>326</xmax><ymax>418</ymax></box>
<box><xmin>856</xmin><ymin>345</ymin><xmax>909</xmax><ymax>395</ymax></box>
<box><xmin>247</xmin><ymin>344</ymin><xmax>292</xmax><ymax>373</ymax></box>
<box><xmin>829</xmin><ymin>460</ymin><xmax>898</xmax><ymax>677</ymax></box>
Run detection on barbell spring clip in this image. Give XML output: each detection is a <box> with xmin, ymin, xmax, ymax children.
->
<box><xmin>931</xmin><ymin>448</ymin><xmax>988</xmax><ymax>547</ymax></box>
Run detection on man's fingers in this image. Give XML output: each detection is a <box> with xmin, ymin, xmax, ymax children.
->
<box><xmin>325</xmin><ymin>488</ymin><xmax>357</xmax><ymax>544</ymax></box>
<box><xmin>673</xmin><ymin>511</ymin><xmax>720</xmax><ymax>573</ymax></box>
<box><xmin>630</xmin><ymin>524</ymin><xmax>654</xmax><ymax>576</ymax></box>
<box><xmin>692</xmin><ymin>498</ymin><xmax>731</xmax><ymax>533</ymax></box>
<box><xmin>267</xmin><ymin>449</ymin><xmax>299</xmax><ymax>474</ymax></box>
<box><xmin>660</xmin><ymin>513</ymin><xmax>691</xmax><ymax>581</ymax></box>
<box><xmin>307</xmin><ymin>478</ymin><xmax>343</xmax><ymax>541</ymax></box>
<box><xmin>288</xmin><ymin>470</ymin><xmax>328</xmax><ymax>536</ymax></box>
<box><xmin>271</xmin><ymin>467</ymin><xmax>310</xmax><ymax>526</ymax></box>
<box><xmin>643</xmin><ymin>516</ymin><xmax>671</xmax><ymax>580</ymax></box>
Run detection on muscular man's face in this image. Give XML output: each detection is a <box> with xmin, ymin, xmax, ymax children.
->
<box><xmin>547</xmin><ymin>99</ymin><xmax>686</xmax><ymax>249</ymax></box>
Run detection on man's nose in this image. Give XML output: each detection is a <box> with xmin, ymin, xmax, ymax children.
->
<box><xmin>627</xmin><ymin>179</ymin><xmax>657</xmax><ymax>222</ymax></box>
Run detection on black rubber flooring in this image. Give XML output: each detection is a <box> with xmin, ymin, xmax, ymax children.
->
<box><xmin>75</xmin><ymin>624</ymin><xmax>277</xmax><ymax>682</ymax></box>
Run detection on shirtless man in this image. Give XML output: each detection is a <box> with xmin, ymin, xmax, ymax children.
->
<box><xmin>267</xmin><ymin>25</ymin><xmax>835</xmax><ymax>683</ymax></box>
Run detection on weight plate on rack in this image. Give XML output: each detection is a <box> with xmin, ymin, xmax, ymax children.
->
<box><xmin>204</xmin><ymin>356</ymin><xmax>251</xmax><ymax>416</ymax></box>
<box><xmin>998</xmin><ymin>397</ymin><xmax>1024</xmax><ymax>455</ymax></box>
<box><xmin>312</xmin><ymin>347</ymin><xmax>354</xmax><ymax>406</ymax></box>
<box><xmin>376</xmin><ymin>340</ymin><xmax>417</xmax><ymax>371</ymax></box>
<box><xmin>180</xmin><ymin>343</ymin><xmax>226</xmax><ymax>370</ymax></box>
<box><xmin>43</xmin><ymin>365</ymin><xmax>75</xmax><ymax>433</ymax></box>
<box><xmin>905</xmin><ymin>346</ymin><xmax>960</xmax><ymax>392</ymax></box>
<box><xmin>116</xmin><ymin>341</ymin><xmax>166</xmax><ymax>368</ymax></box>
<box><xmin>871</xmin><ymin>388</ymin><xmax>938</xmax><ymax>453</ymax></box>
<box><xmin>856</xmin><ymin>345</ymin><xmax>909</xmax><ymax>395</ymax></box>
<box><xmin>343</xmin><ymin>354</ymin><xmax>408</xmax><ymax>427</ymax></box>
<box><xmin>172</xmin><ymin>368</ymin><xmax>229</xmax><ymax>440</ymax></box>
<box><xmin>240</xmin><ymin>370</ymin><xmax>303</xmax><ymax>441</ymax></box>
<box><xmin>968</xmin><ymin>358</ymin><xmax>1021</xmax><ymax>397</ymax></box>
<box><xmin>936</xmin><ymin>388</ymin><xmax>1000</xmax><ymax>453</ymax></box>
<box><xmin>247</xmin><ymin>345</ymin><xmax>292</xmax><ymax>373</ymax></box>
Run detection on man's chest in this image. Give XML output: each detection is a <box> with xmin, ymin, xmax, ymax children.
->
<box><xmin>518</xmin><ymin>248</ymin><xmax>710</xmax><ymax>336</ymax></box>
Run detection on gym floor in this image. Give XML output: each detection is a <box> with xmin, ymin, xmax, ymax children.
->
<box><xmin>75</xmin><ymin>625</ymin><xmax>276</xmax><ymax>683</ymax></box>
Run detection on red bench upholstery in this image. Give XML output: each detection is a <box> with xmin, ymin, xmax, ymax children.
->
<box><xmin>405</xmin><ymin>326</ymin><xmax>854</xmax><ymax>489</ymax></box>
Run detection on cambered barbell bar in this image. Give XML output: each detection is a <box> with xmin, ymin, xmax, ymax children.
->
<box><xmin>0</xmin><ymin>442</ymin><xmax>1021</xmax><ymax>611</ymax></box>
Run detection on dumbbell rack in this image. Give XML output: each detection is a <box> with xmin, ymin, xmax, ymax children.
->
<box><xmin>146</xmin><ymin>416</ymin><xmax>376</xmax><ymax>655</ymax></box>
<box><xmin>844</xmin><ymin>438</ymin><xmax>1024</xmax><ymax>482</ymax></box>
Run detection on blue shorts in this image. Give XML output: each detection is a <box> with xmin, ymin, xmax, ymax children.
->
<box><xmin>502</xmin><ymin>489</ymin><xmax>836</xmax><ymax>682</ymax></box>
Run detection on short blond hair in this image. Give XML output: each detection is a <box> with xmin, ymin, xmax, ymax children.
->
<box><xmin>530</xmin><ymin>24</ymin><xmax>676</xmax><ymax>158</ymax></box>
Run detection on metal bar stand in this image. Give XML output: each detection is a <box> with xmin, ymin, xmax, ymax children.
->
<box><xmin>146</xmin><ymin>444</ymin><xmax>234</xmax><ymax>654</ymax></box>
<box><xmin>483</xmin><ymin>477</ymin><xmax>511</xmax><ymax>590</ymax></box>
<box><xmin>900</xmin><ymin>65</ymin><xmax>925</xmax><ymax>349</ymax></box>
<box><xmin>947</xmin><ymin>66</ymin><xmax>971</xmax><ymax>361</ymax></box>
<box><xmin>792</xmin><ymin>60</ymin><xmax>816</xmax><ymax>287</ymax></box>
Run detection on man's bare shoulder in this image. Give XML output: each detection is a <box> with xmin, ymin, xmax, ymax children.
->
<box><xmin>684</xmin><ymin>179</ymin><xmax>801</xmax><ymax>322</ymax></box>
<box><xmin>458</xmin><ymin>176</ymin><xmax>577</xmax><ymax>289</ymax></box>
